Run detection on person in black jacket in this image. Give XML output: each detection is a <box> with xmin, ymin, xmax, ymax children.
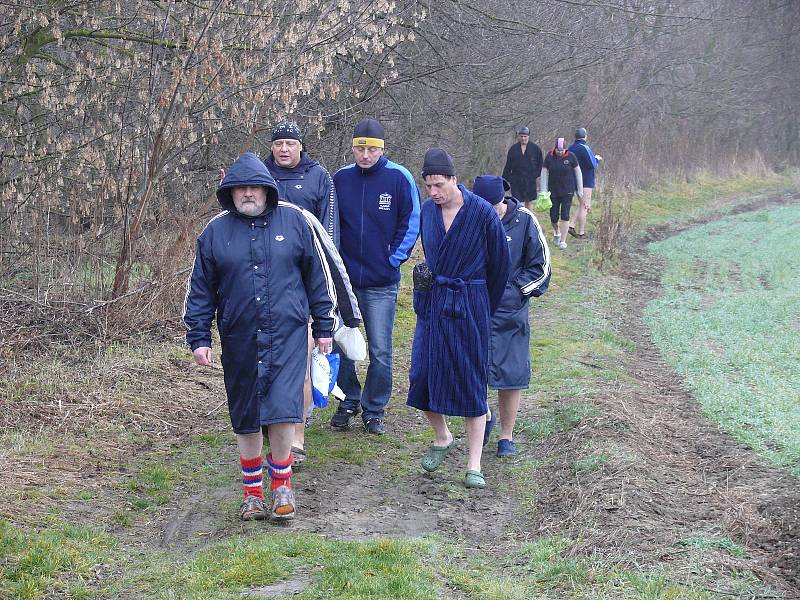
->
<box><xmin>472</xmin><ymin>176</ymin><xmax>551</xmax><ymax>458</ymax></box>
<box><xmin>264</xmin><ymin>121</ymin><xmax>342</xmax><ymax>468</ymax></box>
<box><xmin>502</xmin><ymin>127</ymin><xmax>543</xmax><ymax>211</ymax></box>
<box><xmin>265</xmin><ymin>121</ymin><xmax>339</xmax><ymax>245</ymax></box>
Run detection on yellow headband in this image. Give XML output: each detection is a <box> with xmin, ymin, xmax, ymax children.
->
<box><xmin>352</xmin><ymin>137</ymin><xmax>385</xmax><ymax>149</ymax></box>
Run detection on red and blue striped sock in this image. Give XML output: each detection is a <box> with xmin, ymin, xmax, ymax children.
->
<box><xmin>240</xmin><ymin>455</ymin><xmax>264</xmax><ymax>499</ymax></box>
<box><xmin>267</xmin><ymin>453</ymin><xmax>292</xmax><ymax>491</ymax></box>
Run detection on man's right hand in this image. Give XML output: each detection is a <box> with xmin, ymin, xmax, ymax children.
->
<box><xmin>193</xmin><ymin>346</ymin><xmax>213</xmax><ymax>366</ymax></box>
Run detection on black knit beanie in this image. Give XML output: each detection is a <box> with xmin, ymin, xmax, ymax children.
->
<box><xmin>421</xmin><ymin>148</ymin><xmax>456</xmax><ymax>178</ymax></box>
<box><xmin>353</xmin><ymin>118</ymin><xmax>385</xmax><ymax>148</ymax></box>
<box><xmin>271</xmin><ymin>121</ymin><xmax>303</xmax><ymax>142</ymax></box>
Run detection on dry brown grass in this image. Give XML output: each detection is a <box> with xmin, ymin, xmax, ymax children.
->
<box><xmin>0</xmin><ymin>299</ymin><xmax>226</xmax><ymax>523</ymax></box>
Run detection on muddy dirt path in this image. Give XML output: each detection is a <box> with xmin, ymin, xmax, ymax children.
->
<box><xmin>144</xmin><ymin>188</ymin><xmax>800</xmax><ymax>596</ymax></box>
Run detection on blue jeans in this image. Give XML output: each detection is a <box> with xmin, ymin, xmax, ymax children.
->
<box><xmin>336</xmin><ymin>283</ymin><xmax>398</xmax><ymax>421</ymax></box>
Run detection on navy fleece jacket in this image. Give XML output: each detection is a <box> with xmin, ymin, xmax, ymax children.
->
<box><xmin>334</xmin><ymin>155</ymin><xmax>421</xmax><ymax>288</ymax></box>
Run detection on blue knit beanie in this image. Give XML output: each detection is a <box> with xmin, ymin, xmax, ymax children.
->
<box><xmin>472</xmin><ymin>175</ymin><xmax>510</xmax><ymax>205</ymax></box>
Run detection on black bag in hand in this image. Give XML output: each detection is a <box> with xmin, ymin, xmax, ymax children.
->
<box><xmin>412</xmin><ymin>262</ymin><xmax>434</xmax><ymax>292</ymax></box>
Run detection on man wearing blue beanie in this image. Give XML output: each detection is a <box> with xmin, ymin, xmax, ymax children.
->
<box><xmin>331</xmin><ymin>118</ymin><xmax>421</xmax><ymax>435</ymax></box>
<box><xmin>472</xmin><ymin>175</ymin><xmax>551</xmax><ymax>458</ymax></box>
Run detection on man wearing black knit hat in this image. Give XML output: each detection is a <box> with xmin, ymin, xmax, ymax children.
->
<box><xmin>407</xmin><ymin>148</ymin><xmax>510</xmax><ymax>490</ymax></box>
<box><xmin>265</xmin><ymin>121</ymin><xmax>339</xmax><ymax>246</ymax></box>
<box><xmin>331</xmin><ymin>118</ymin><xmax>421</xmax><ymax>435</ymax></box>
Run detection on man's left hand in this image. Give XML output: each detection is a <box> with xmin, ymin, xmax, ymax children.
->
<box><xmin>316</xmin><ymin>337</ymin><xmax>333</xmax><ymax>354</ymax></box>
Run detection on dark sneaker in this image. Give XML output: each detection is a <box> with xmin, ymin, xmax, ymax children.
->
<box><xmin>330</xmin><ymin>404</ymin><xmax>360</xmax><ymax>429</ymax></box>
<box><xmin>271</xmin><ymin>485</ymin><xmax>296</xmax><ymax>521</ymax></box>
<box><xmin>496</xmin><ymin>438</ymin><xmax>517</xmax><ymax>458</ymax></box>
<box><xmin>363</xmin><ymin>417</ymin><xmax>385</xmax><ymax>435</ymax></box>
<box><xmin>240</xmin><ymin>495</ymin><xmax>267</xmax><ymax>521</ymax></box>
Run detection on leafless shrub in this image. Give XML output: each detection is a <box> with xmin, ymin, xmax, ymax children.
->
<box><xmin>593</xmin><ymin>187</ymin><xmax>631</xmax><ymax>270</ymax></box>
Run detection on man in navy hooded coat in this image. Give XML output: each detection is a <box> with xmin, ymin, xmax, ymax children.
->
<box><xmin>473</xmin><ymin>175</ymin><xmax>551</xmax><ymax>459</ymax></box>
<box><xmin>184</xmin><ymin>152</ymin><xmax>344</xmax><ymax>522</ymax></box>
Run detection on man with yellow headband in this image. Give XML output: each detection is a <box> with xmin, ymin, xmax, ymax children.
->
<box><xmin>331</xmin><ymin>118</ymin><xmax>421</xmax><ymax>435</ymax></box>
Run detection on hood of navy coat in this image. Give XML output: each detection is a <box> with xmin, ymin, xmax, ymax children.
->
<box><xmin>501</xmin><ymin>197</ymin><xmax>522</xmax><ymax>225</ymax></box>
<box><xmin>216</xmin><ymin>152</ymin><xmax>280</xmax><ymax>212</ymax></box>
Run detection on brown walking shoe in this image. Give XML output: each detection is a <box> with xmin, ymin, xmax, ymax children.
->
<box><xmin>239</xmin><ymin>495</ymin><xmax>267</xmax><ymax>521</ymax></box>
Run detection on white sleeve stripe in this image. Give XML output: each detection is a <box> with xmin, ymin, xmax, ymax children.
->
<box><xmin>279</xmin><ymin>201</ymin><xmax>340</xmax><ymax>329</ymax></box>
<box><xmin>182</xmin><ymin>211</ymin><xmax>229</xmax><ymax>325</ymax></box>
<box><xmin>325</xmin><ymin>170</ymin><xmax>336</xmax><ymax>240</ymax></box>
<box><xmin>517</xmin><ymin>208</ymin><xmax>551</xmax><ymax>295</ymax></box>
<box><xmin>279</xmin><ymin>200</ymin><xmax>361</xmax><ymax>322</ymax></box>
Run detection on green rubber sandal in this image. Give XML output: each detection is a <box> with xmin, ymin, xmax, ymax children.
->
<box><xmin>420</xmin><ymin>440</ymin><xmax>454</xmax><ymax>472</ymax></box>
<box><xmin>464</xmin><ymin>470</ymin><xmax>486</xmax><ymax>489</ymax></box>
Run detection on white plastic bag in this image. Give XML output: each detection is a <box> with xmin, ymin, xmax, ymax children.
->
<box><xmin>310</xmin><ymin>348</ymin><xmax>342</xmax><ymax>408</ymax></box>
<box><xmin>333</xmin><ymin>325</ymin><xmax>367</xmax><ymax>361</ymax></box>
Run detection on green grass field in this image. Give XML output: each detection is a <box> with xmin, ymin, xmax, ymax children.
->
<box><xmin>644</xmin><ymin>203</ymin><xmax>800</xmax><ymax>475</ymax></box>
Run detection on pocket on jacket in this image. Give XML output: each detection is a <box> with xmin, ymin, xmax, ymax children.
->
<box><xmin>412</xmin><ymin>289</ymin><xmax>430</xmax><ymax>318</ymax></box>
<box><xmin>220</xmin><ymin>334</ymin><xmax>248</xmax><ymax>373</ymax></box>
<box><xmin>441</xmin><ymin>288</ymin><xmax>465</xmax><ymax>320</ymax></box>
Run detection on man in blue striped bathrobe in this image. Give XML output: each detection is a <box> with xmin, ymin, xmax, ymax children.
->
<box><xmin>407</xmin><ymin>149</ymin><xmax>510</xmax><ymax>490</ymax></box>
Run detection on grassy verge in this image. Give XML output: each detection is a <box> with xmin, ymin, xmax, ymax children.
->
<box><xmin>644</xmin><ymin>203</ymin><xmax>800</xmax><ymax>475</ymax></box>
<box><xmin>445</xmin><ymin>535</ymin><xmax>734</xmax><ymax>600</ymax></box>
<box><xmin>621</xmin><ymin>171</ymin><xmax>795</xmax><ymax>225</ymax></box>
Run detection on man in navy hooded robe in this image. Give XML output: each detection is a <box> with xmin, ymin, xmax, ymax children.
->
<box><xmin>407</xmin><ymin>148</ymin><xmax>510</xmax><ymax>490</ymax></box>
<box><xmin>184</xmin><ymin>152</ymin><xmax>346</xmax><ymax>522</ymax></box>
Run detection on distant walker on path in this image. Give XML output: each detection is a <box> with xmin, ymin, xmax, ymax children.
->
<box><xmin>568</xmin><ymin>127</ymin><xmax>602</xmax><ymax>239</ymax></box>
<box><xmin>502</xmin><ymin>126</ymin><xmax>543</xmax><ymax>211</ymax></box>
<box><xmin>539</xmin><ymin>137</ymin><xmax>582</xmax><ymax>250</ymax></box>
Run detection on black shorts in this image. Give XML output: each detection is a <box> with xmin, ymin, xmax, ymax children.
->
<box><xmin>550</xmin><ymin>194</ymin><xmax>573</xmax><ymax>223</ymax></box>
